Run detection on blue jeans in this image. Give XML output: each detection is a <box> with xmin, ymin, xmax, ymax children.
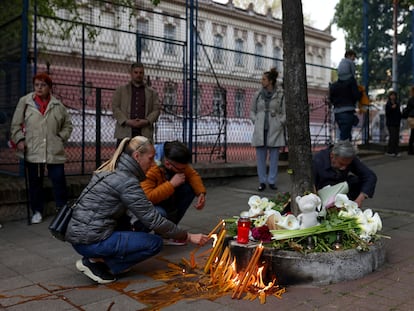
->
<box><xmin>73</xmin><ymin>231</ymin><xmax>163</xmax><ymax>275</ymax></box>
<box><xmin>131</xmin><ymin>183</ymin><xmax>195</xmax><ymax>231</ymax></box>
<box><xmin>335</xmin><ymin>111</ymin><xmax>356</xmax><ymax>141</ymax></box>
<box><xmin>256</xmin><ymin>146</ymin><xmax>280</xmax><ymax>185</ymax></box>
<box><xmin>156</xmin><ymin>182</ymin><xmax>195</xmax><ymax>224</ymax></box>
<box><xmin>26</xmin><ymin>162</ymin><xmax>68</xmax><ymax>213</ymax></box>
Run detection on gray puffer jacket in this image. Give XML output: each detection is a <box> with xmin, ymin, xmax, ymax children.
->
<box><xmin>65</xmin><ymin>153</ymin><xmax>187</xmax><ymax>245</ymax></box>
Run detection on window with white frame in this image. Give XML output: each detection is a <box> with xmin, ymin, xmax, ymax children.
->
<box><xmin>100</xmin><ymin>11</ymin><xmax>116</xmax><ymax>46</ymax></box>
<box><xmin>235</xmin><ymin>39</ymin><xmax>244</xmax><ymax>67</ymax></box>
<box><xmin>164</xmin><ymin>24</ymin><xmax>176</xmax><ymax>56</ymax></box>
<box><xmin>255</xmin><ymin>43</ymin><xmax>264</xmax><ymax>70</ymax></box>
<box><xmin>193</xmin><ymin>31</ymin><xmax>202</xmax><ymax>60</ymax></box>
<box><xmin>306</xmin><ymin>52</ymin><xmax>314</xmax><ymax>78</ymax></box>
<box><xmin>316</xmin><ymin>55</ymin><xmax>323</xmax><ymax>79</ymax></box>
<box><xmin>192</xmin><ymin>85</ymin><xmax>202</xmax><ymax>116</ymax></box>
<box><xmin>213</xmin><ymin>87</ymin><xmax>224</xmax><ymax>116</ymax></box>
<box><xmin>213</xmin><ymin>34</ymin><xmax>224</xmax><ymax>64</ymax></box>
<box><xmin>273</xmin><ymin>46</ymin><xmax>282</xmax><ymax>72</ymax></box>
<box><xmin>234</xmin><ymin>89</ymin><xmax>245</xmax><ymax>118</ymax></box>
<box><xmin>80</xmin><ymin>7</ymin><xmax>93</xmax><ymax>24</ymax></box>
<box><xmin>74</xmin><ymin>7</ymin><xmax>93</xmax><ymax>43</ymax></box>
<box><xmin>163</xmin><ymin>82</ymin><xmax>177</xmax><ymax>114</ymax></box>
<box><xmin>137</xmin><ymin>19</ymin><xmax>149</xmax><ymax>52</ymax></box>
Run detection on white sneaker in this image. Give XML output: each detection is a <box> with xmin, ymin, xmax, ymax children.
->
<box><xmin>31</xmin><ymin>212</ymin><xmax>42</xmax><ymax>224</ymax></box>
<box><xmin>163</xmin><ymin>238</ymin><xmax>187</xmax><ymax>246</ymax></box>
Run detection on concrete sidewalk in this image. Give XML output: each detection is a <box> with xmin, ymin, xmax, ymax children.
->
<box><xmin>1</xmin><ymin>154</ymin><xmax>414</xmax><ymax>310</ymax></box>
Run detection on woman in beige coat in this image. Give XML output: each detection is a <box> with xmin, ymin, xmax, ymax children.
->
<box><xmin>250</xmin><ymin>68</ymin><xmax>286</xmax><ymax>191</ymax></box>
<box><xmin>10</xmin><ymin>73</ymin><xmax>73</xmax><ymax>224</ymax></box>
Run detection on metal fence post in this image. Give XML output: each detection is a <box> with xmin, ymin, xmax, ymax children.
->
<box><xmin>96</xmin><ymin>88</ymin><xmax>102</xmax><ymax>169</ymax></box>
<box><xmin>20</xmin><ymin>0</ymin><xmax>29</xmax><ymax>97</ymax></box>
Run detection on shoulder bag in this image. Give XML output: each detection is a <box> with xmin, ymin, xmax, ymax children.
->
<box><xmin>48</xmin><ymin>173</ymin><xmax>109</xmax><ymax>241</ymax></box>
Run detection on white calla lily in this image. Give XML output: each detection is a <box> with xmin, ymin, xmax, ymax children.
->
<box><xmin>266</xmin><ymin>200</ymin><xmax>276</xmax><ymax>209</ymax></box>
<box><xmin>248</xmin><ymin>205</ymin><xmax>263</xmax><ymax>218</ymax></box>
<box><xmin>248</xmin><ymin>195</ymin><xmax>262</xmax><ymax>209</ymax></box>
<box><xmin>278</xmin><ymin>214</ymin><xmax>300</xmax><ymax>230</ymax></box>
<box><xmin>334</xmin><ymin>194</ymin><xmax>350</xmax><ymax>208</ymax></box>
<box><xmin>258</xmin><ymin>200</ymin><xmax>270</xmax><ymax>211</ymax></box>
<box><xmin>363</xmin><ymin>210</ymin><xmax>382</xmax><ymax>234</ymax></box>
<box><xmin>264</xmin><ymin>209</ymin><xmax>280</xmax><ymax>218</ymax></box>
<box><xmin>363</xmin><ymin>208</ymin><xmax>374</xmax><ymax>218</ymax></box>
<box><xmin>355</xmin><ymin>212</ymin><xmax>368</xmax><ymax>226</ymax></box>
<box><xmin>344</xmin><ymin>200</ymin><xmax>359</xmax><ymax>213</ymax></box>
<box><xmin>372</xmin><ymin>212</ymin><xmax>382</xmax><ymax>232</ymax></box>
<box><xmin>338</xmin><ymin>209</ymin><xmax>351</xmax><ymax>218</ymax></box>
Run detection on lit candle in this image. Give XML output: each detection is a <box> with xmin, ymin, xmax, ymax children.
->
<box><xmin>232</xmin><ymin>243</ymin><xmax>263</xmax><ymax>299</ymax></box>
<box><xmin>204</xmin><ymin>228</ymin><xmax>226</xmax><ymax>273</ymax></box>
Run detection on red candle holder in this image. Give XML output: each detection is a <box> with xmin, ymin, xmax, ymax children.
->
<box><xmin>237</xmin><ymin>215</ymin><xmax>251</xmax><ymax>244</ymax></box>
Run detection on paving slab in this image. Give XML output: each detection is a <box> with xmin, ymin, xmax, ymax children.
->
<box><xmin>1</xmin><ymin>154</ymin><xmax>414</xmax><ymax>310</ymax></box>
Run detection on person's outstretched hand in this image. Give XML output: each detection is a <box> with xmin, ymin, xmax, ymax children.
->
<box><xmin>187</xmin><ymin>233</ymin><xmax>210</xmax><ymax>246</ymax></box>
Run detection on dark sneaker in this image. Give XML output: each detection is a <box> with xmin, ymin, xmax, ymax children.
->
<box><xmin>269</xmin><ymin>184</ymin><xmax>278</xmax><ymax>190</ymax></box>
<box><xmin>76</xmin><ymin>258</ymin><xmax>116</xmax><ymax>284</ymax></box>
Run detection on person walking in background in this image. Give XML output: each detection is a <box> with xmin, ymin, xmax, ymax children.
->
<box><xmin>337</xmin><ymin>49</ymin><xmax>357</xmax><ymax>82</ymax></box>
<box><xmin>112</xmin><ymin>62</ymin><xmax>161</xmax><ymax>144</ymax></box>
<box><xmin>10</xmin><ymin>72</ymin><xmax>73</xmax><ymax>224</ymax></box>
<box><xmin>65</xmin><ymin>136</ymin><xmax>209</xmax><ymax>284</ymax></box>
<box><xmin>385</xmin><ymin>90</ymin><xmax>402</xmax><ymax>157</ymax></box>
<box><xmin>250</xmin><ymin>68</ymin><xmax>286</xmax><ymax>192</ymax></box>
<box><xmin>141</xmin><ymin>140</ymin><xmax>206</xmax><ymax>245</ymax></box>
<box><xmin>329</xmin><ymin>50</ymin><xmax>362</xmax><ymax>141</ymax></box>
<box><xmin>404</xmin><ymin>86</ymin><xmax>414</xmax><ymax>155</ymax></box>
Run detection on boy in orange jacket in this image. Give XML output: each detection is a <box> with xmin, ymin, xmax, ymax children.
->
<box><xmin>141</xmin><ymin>141</ymin><xmax>206</xmax><ymax>244</ymax></box>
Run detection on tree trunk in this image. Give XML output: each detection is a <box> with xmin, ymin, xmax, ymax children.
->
<box><xmin>281</xmin><ymin>0</ymin><xmax>313</xmax><ymax>215</ymax></box>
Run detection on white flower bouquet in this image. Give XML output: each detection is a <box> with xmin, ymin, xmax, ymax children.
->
<box><xmin>226</xmin><ymin>193</ymin><xmax>387</xmax><ymax>253</ymax></box>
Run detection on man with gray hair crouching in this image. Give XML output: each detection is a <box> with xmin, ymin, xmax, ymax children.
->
<box><xmin>312</xmin><ymin>140</ymin><xmax>377</xmax><ymax>208</ymax></box>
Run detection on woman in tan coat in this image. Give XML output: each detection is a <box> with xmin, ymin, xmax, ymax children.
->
<box><xmin>10</xmin><ymin>73</ymin><xmax>73</xmax><ymax>224</ymax></box>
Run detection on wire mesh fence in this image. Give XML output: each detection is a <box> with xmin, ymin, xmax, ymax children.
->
<box><xmin>0</xmin><ymin>0</ymin><xmax>375</xmax><ymax>176</ymax></box>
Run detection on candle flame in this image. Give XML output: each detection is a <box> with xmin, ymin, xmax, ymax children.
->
<box><xmin>211</xmin><ymin>234</ymin><xmax>218</xmax><ymax>247</ymax></box>
<box><xmin>204</xmin><ymin>243</ymin><xmax>283</xmax><ymax>303</ymax></box>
